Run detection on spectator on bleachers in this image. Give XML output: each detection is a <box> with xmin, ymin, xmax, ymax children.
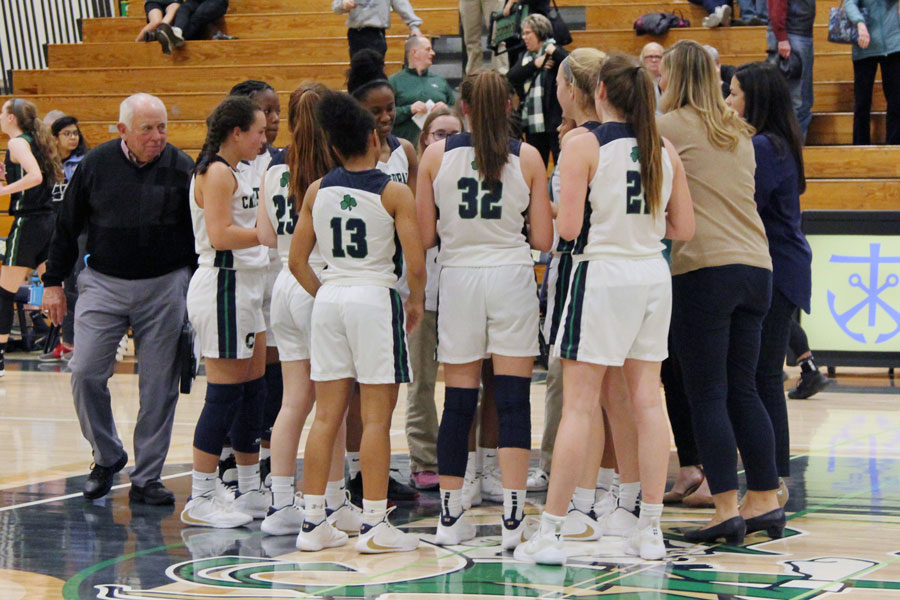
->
<box><xmin>767</xmin><ymin>0</ymin><xmax>815</xmax><ymax>141</ymax></box>
<box><xmin>460</xmin><ymin>0</ymin><xmax>510</xmax><ymax>75</ymax></box>
<box><xmin>641</xmin><ymin>42</ymin><xmax>665</xmax><ymax>108</ymax></box>
<box><xmin>845</xmin><ymin>0</ymin><xmax>900</xmax><ymax>145</ymax></box>
<box><xmin>154</xmin><ymin>0</ymin><xmax>233</xmax><ymax>55</ymax></box>
<box><xmin>704</xmin><ymin>44</ymin><xmax>737</xmax><ymax>97</ymax></box>
<box><xmin>507</xmin><ymin>13</ymin><xmax>567</xmax><ymax>166</ymax></box>
<box><xmin>42</xmin><ymin>93</ymin><xmax>195</xmax><ymax>506</ymax></box>
<box><xmin>333</xmin><ymin>0</ymin><xmax>423</xmax><ymax>60</ymax></box>
<box><xmin>137</xmin><ymin>0</ymin><xmax>180</xmax><ymax>43</ymax></box>
<box><xmin>42</xmin><ymin>110</ymin><xmax>66</xmax><ymax>127</ymax></box>
<box><xmin>689</xmin><ymin>0</ymin><xmax>734</xmax><ymax>28</ymax></box>
<box><xmin>733</xmin><ymin>0</ymin><xmax>768</xmax><ymax>25</ymax></box>
<box><xmin>389</xmin><ymin>36</ymin><xmax>456</xmax><ymax>146</ymax></box>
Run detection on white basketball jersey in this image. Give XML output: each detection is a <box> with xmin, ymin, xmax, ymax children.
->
<box><xmin>190</xmin><ymin>156</ymin><xmax>269</xmax><ymax>270</ymax></box>
<box><xmin>377</xmin><ymin>135</ymin><xmax>409</xmax><ymax>184</ymax></box>
<box><xmin>574</xmin><ymin>122</ymin><xmax>673</xmax><ymax>261</ymax></box>
<box><xmin>238</xmin><ymin>147</ymin><xmax>280</xmax><ymax>267</ymax></box>
<box><xmin>312</xmin><ymin>167</ymin><xmax>400</xmax><ymax>287</ymax></box>
<box><xmin>262</xmin><ymin>149</ymin><xmax>325</xmax><ymax>270</ymax></box>
<box><xmin>432</xmin><ymin>133</ymin><xmax>533</xmax><ymax>267</ymax></box>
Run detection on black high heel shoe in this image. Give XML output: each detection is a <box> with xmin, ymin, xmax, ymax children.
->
<box><xmin>744</xmin><ymin>508</ymin><xmax>786</xmax><ymax>538</ymax></box>
<box><xmin>683</xmin><ymin>516</ymin><xmax>746</xmax><ymax>545</ymax></box>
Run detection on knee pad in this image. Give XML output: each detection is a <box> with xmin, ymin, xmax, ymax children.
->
<box><xmin>262</xmin><ymin>362</ymin><xmax>283</xmax><ymax>440</ymax></box>
<box><xmin>229</xmin><ymin>376</ymin><xmax>266</xmax><ymax>453</ymax></box>
<box><xmin>437</xmin><ymin>387</ymin><xmax>478</xmax><ymax>477</ymax></box>
<box><xmin>494</xmin><ymin>375</ymin><xmax>532</xmax><ymax>450</ymax></box>
<box><xmin>193</xmin><ymin>382</ymin><xmax>243</xmax><ymax>456</ymax></box>
<box><xmin>0</xmin><ymin>287</ymin><xmax>16</xmax><ymax>336</ymax></box>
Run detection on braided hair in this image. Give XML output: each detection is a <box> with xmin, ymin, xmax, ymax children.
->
<box><xmin>228</xmin><ymin>80</ymin><xmax>275</xmax><ymax>100</ymax></box>
<box><xmin>195</xmin><ymin>95</ymin><xmax>262</xmax><ymax>175</ymax></box>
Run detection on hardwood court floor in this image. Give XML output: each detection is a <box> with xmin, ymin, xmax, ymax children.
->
<box><xmin>1</xmin><ymin>356</ymin><xmax>899</xmax><ymax>599</ymax></box>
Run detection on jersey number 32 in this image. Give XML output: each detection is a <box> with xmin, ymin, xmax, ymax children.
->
<box><xmin>458</xmin><ymin>177</ymin><xmax>503</xmax><ymax>220</ymax></box>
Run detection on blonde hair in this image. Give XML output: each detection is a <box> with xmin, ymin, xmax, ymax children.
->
<box><xmin>659</xmin><ymin>40</ymin><xmax>754</xmax><ymax>151</ymax></box>
<box><xmin>561</xmin><ymin>48</ymin><xmax>606</xmax><ymax>113</ymax></box>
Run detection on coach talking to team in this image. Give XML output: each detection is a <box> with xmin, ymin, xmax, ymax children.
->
<box><xmin>41</xmin><ymin>93</ymin><xmax>196</xmax><ymax>506</ymax></box>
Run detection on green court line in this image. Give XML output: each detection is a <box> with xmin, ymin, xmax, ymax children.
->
<box><xmin>62</xmin><ymin>542</ymin><xmax>186</xmax><ymax>600</ymax></box>
<box><xmin>789</xmin><ymin>553</ymin><xmax>900</xmax><ymax>600</ymax></box>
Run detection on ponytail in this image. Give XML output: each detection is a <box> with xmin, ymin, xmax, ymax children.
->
<box><xmin>459</xmin><ymin>69</ymin><xmax>509</xmax><ymax>189</ymax></box>
<box><xmin>196</xmin><ymin>95</ymin><xmax>260</xmax><ymax>175</ymax></box>
<box><xmin>598</xmin><ymin>54</ymin><xmax>663</xmax><ymax>217</ymax></box>
<box><xmin>7</xmin><ymin>98</ymin><xmax>63</xmax><ymax>184</ymax></box>
<box><xmin>286</xmin><ymin>82</ymin><xmax>335</xmax><ymax>201</ymax></box>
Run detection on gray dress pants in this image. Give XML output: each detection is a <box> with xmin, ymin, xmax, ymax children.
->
<box><xmin>69</xmin><ymin>266</ymin><xmax>190</xmax><ymax>487</ymax></box>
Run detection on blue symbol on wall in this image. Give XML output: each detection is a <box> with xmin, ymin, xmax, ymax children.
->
<box><xmin>827</xmin><ymin>243</ymin><xmax>900</xmax><ymax>344</ymax></box>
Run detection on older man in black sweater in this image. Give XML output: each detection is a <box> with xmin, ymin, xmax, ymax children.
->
<box><xmin>43</xmin><ymin>93</ymin><xmax>195</xmax><ymax>505</ymax></box>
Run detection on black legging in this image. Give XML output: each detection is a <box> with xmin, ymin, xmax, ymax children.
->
<box><xmin>852</xmin><ymin>51</ymin><xmax>900</xmax><ymax>145</ymax></box>
<box><xmin>756</xmin><ymin>287</ymin><xmax>795</xmax><ymax>478</ymax></box>
<box><xmin>661</xmin><ymin>334</ymin><xmax>699</xmax><ymax>468</ymax></box>
<box><xmin>671</xmin><ymin>264</ymin><xmax>779</xmax><ymax>495</ymax></box>
<box><xmin>173</xmin><ymin>0</ymin><xmax>228</xmax><ymax>40</ymax></box>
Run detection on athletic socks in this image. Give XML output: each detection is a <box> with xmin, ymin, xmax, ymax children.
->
<box><xmin>799</xmin><ymin>354</ymin><xmax>818</xmax><ymax>373</ymax></box>
<box><xmin>440</xmin><ymin>488</ymin><xmax>464</xmax><ymax>519</ymax></box>
<box><xmin>271</xmin><ymin>475</ymin><xmax>295</xmax><ymax>509</ymax></box>
<box><xmin>237</xmin><ymin>463</ymin><xmax>260</xmax><ymax>494</ymax></box>
<box><xmin>572</xmin><ymin>486</ymin><xmax>595</xmax><ymax>513</ymax></box>
<box><xmin>220</xmin><ymin>447</ymin><xmax>234</xmax><ymax>462</ymax></box>
<box><xmin>347</xmin><ymin>452</ymin><xmax>361</xmax><ymax>479</ymax></box>
<box><xmin>596</xmin><ymin>467</ymin><xmax>616</xmax><ymax>492</ymax></box>
<box><xmin>305</xmin><ymin>494</ymin><xmax>326</xmax><ymax>524</ymax></box>
<box><xmin>191</xmin><ymin>470</ymin><xmax>216</xmax><ymax>499</ymax></box>
<box><xmin>540</xmin><ymin>511</ymin><xmax>566</xmax><ymax>534</ymax></box>
<box><xmin>260</xmin><ymin>447</ymin><xmax>271</xmax><ymax>461</ymax></box>
<box><xmin>465</xmin><ymin>452</ymin><xmax>477</xmax><ymax>481</ymax></box>
<box><xmin>619</xmin><ymin>482</ymin><xmax>641</xmax><ymax>513</ymax></box>
<box><xmin>479</xmin><ymin>446</ymin><xmax>498</xmax><ymax>472</ymax></box>
<box><xmin>503</xmin><ymin>488</ymin><xmax>526</xmax><ymax>522</ymax></box>
<box><xmin>637</xmin><ymin>501</ymin><xmax>663</xmax><ymax>529</ymax></box>
<box><xmin>325</xmin><ymin>479</ymin><xmax>346</xmax><ymax>509</ymax></box>
<box><xmin>362</xmin><ymin>498</ymin><xmax>388</xmax><ymax>526</ymax></box>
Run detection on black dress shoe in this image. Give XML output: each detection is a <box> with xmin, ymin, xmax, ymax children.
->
<box><xmin>387</xmin><ymin>469</ymin><xmax>420</xmax><ymax>502</ymax></box>
<box><xmin>788</xmin><ymin>371</ymin><xmax>831</xmax><ymax>399</ymax></box>
<box><xmin>83</xmin><ymin>452</ymin><xmax>128</xmax><ymax>500</ymax></box>
<box><xmin>744</xmin><ymin>508</ymin><xmax>786</xmax><ymax>538</ymax></box>
<box><xmin>683</xmin><ymin>516</ymin><xmax>746</xmax><ymax>545</ymax></box>
<box><xmin>129</xmin><ymin>481</ymin><xmax>175</xmax><ymax>506</ymax></box>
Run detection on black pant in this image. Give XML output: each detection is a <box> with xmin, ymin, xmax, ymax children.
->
<box><xmin>524</xmin><ymin>131</ymin><xmax>559</xmax><ymax>169</ymax></box>
<box><xmin>671</xmin><ymin>264</ymin><xmax>779</xmax><ymax>495</ymax></box>
<box><xmin>756</xmin><ymin>287</ymin><xmax>795</xmax><ymax>478</ymax></box>
<box><xmin>853</xmin><ymin>51</ymin><xmax>900</xmax><ymax>145</ymax></box>
<box><xmin>661</xmin><ymin>333</ymin><xmax>699</xmax><ymax>467</ymax></box>
<box><xmin>348</xmin><ymin>27</ymin><xmax>387</xmax><ymax>60</ymax></box>
<box><xmin>173</xmin><ymin>0</ymin><xmax>228</xmax><ymax>40</ymax></box>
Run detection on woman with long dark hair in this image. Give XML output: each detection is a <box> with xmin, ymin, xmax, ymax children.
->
<box><xmin>417</xmin><ymin>69</ymin><xmax>553</xmax><ymax>551</ymax></box>
<box><xmin>290</xmin><ymin>90</ymin><xmax>426</xmax><ymax>554</ymax></box>
<box><xmin>181</xmin><ymin>95</ymin><xmax>270</xmax><ymax>529</ymax></box>
<box><xmin>0</xmin><ymin>98</ymin><xmax>62</xmax><ymax>375</ymax></box>
<box><xmin>727</xmin><ymin>61</ymin><xmax>811</xmax><ymax>504</ymax></box>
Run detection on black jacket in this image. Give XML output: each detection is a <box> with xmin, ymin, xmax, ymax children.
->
<box><xmin>507</xmin><ymin>45</ymin><xmax>569</xmax><ymax>138</ymax></box>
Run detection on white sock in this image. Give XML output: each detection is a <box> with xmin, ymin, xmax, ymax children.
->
<box><xmin>572</xmin><ymin>486</ymin><xmax>595</xmax><ymax>513</ymax></box>
<box><xmin>619</xmin><ymin>482</ymin><xmax>640</xmax><ymax>512</ymax></box>
<box><xmin>503</xmin><ymin>488</ymin><xmax>526</xmax><ymax>523</ymax></box>
<box><xmin>271</xmin><ymin>475</ymin><xmax>295</xmax><ymax>509</ymax></box>
<box><xmin>347</xmin><ymin>452</ymin><xmax>361</xmax><ymax>478</ymax></box>
<box><xmin>260</xmin><ymin>447</ymin><xmax>271</xmax><ymax>460</ymax></box>
<box><xmin>440</xmin><ymin>487</ymin><xmax>464</xmax><ymax>519</ymax></box>
<box><xmin>191</xmin><ymin>470</ymin><xmax>216</xmax><ymax>499</ymax></box>
<box><xmin>596</xmin><ymin>467</ymin><xmax>615</xmax><ymax>491</ymax></box>
<box><xmin>362</xmin><ymin>498</ymin><xmax>387</xmax><ymax>526</ymax></box>
<box><xmin>305</xmin><ymin>494</ymin><xmax>326</xmax><ymax>523</ymax></box>
<box><xmin>637</xmin><ymin>501</ymin><xmax>663</xmax><ymax>529</ymax></box>
<box><xmin>219</xmin><ymin>447</ymin><xmax>233</xmax><ymax>461</ymax></box>
<box><xmin>237</xmin><ymin>463</ymin><xmax>260</xmax><ymax>494</ymax></box>
<box><xmin>479</xmin><ymin>446</ymin><xmax>498</xmax><ymax>471</ymax></box>
<box><xmin>612</xmin><ymin>472</ymin><xmax>620</xmax><ymax>495</ymax></box>
<box><xmin>465</xmin><ymin>452</ymin><xmax>477</xmax><ymax>480</ymax></box>
<box><xmin>325</xmin><ymin>479</ymin><xmax>346</xmax><ymax>509</ymax></box>
<box><xmin>540</xmin><ymin>511</ymin><xmax>566</xmax><ymax>534</ymax></box>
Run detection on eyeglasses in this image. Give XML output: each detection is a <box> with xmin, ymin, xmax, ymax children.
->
<box><xmin>430</xmin><ymin>129</ymin><xmax>459</xmax><ymax>140</ymax></box>
<box><xmin>644</xmin><ymin>55</ymin><xmax>663</xmax><ymax>61</ymax></box>
<box><xmin>59</xmin><ymin>130</ymin><xmax>79</xmax><ymax>138</ymax></box>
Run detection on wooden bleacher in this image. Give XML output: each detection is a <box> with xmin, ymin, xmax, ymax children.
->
<box><xmin>0</xmin><ymin>0</ymin><xmax>896</xmax><ymax>231</ymax></box>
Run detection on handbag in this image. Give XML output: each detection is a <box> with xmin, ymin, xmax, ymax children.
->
<box><xmin>546</xmin><ymin>0</ymin><xmax>573</xmax><ymax>46</ymax></box>
<box><xmin>634</xmin><ymin>11</ymin><xmax>691</xmax><ymax>36</ymax></box>
<box><xmin>828</xmin><ymin>0</ymin><xmax>867</xmax><ymax>44</ymax></box>
<box><xmin>489</xmin><ymin>3</ymin><xmax>529</xmax><ymax>53</ymax></box>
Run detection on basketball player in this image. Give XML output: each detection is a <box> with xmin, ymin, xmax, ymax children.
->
<box><xmin>416</xmin><ymin>69</ymin><xmax>554</xmax><ymax>551</ymax></box>
<box><xmin>257</xmin><ymin>83</ymin><xmax>362</xmax><ymax>537</ymax></box>
<box><xmin>291</xmin><ymin>91</ymin><xmax>426</xmax><ymax>554</ymax></box>
<box><xmin>0</xmin><ymin>98</ymin><xmax>62</xmax><ymax>374</ymax></box>
<box><xmin>515</xmin><ymin>54</ymin><xmax>694</xmax><ymax>564</ymax></box>
<box><xmin>180</xmin><ymin>96</ymin><xmax>271</xmax><ymax>528</ymax></box>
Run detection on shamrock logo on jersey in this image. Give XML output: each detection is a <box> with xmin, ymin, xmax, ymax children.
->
<box><xmin>341</xmin><ymin>194</ymin><xmax>358</xmax><ymax>211</ymax></box>
<box><xmin>280</xmin><ymin>172</ymin><xmax>289</xmax><ymax>188</ymax></box>
<box><xmin>471</xmin><ymin>160</ymin><xmax>478</xmax><ymax>170</ymax></box>
<box><xmin>631</xmin><ymin>146</ymin><xmax>640</xmax><ymax>163</ymax></box>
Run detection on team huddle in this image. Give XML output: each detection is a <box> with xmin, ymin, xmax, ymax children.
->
<box><xmin>179</xmin><ymin>37</ymin><xmax>796</xmax><ymax>567</ymax></box>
